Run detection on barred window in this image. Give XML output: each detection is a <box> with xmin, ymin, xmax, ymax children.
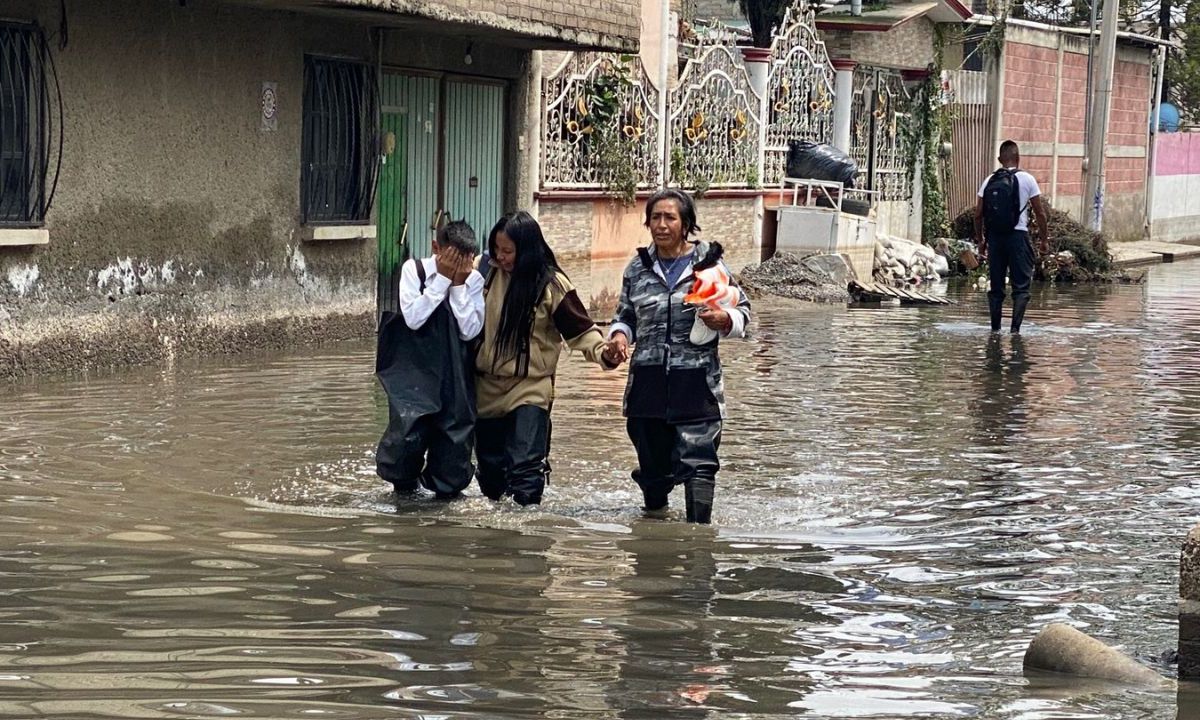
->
<box><xmin>0</xmin><ymin>23</ymin><xmax>58</xmax><ymax>226</ymax></box>
<box><xmin>301</xmin><ymin>56</ymin><xmax>378</xmax><ymax>225</ymax></box>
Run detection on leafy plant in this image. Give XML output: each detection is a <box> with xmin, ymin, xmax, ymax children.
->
<box><xmin>580</xmin><ymin>58</ymin><xmax>642</xmax><ymax>204</ymax></box>
<box><xmin>904</xmin><ymin>26</ymin><xmax>954</xmax><ymax>243</ymax></box>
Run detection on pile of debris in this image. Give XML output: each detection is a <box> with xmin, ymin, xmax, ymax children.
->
<box><xmin>873</xmin><ymin>236</ymin><xmax>948</xmax><ymax>286</ymax></box>
<box><xmin>737</xmin><ymin>252</ymin><xmax>852</xmax><ymax>304</ymax></box>
<box><xmin>950</xmin><ymin>208</ymin><xmax>1113</xmax><ymax>282</ymax></box>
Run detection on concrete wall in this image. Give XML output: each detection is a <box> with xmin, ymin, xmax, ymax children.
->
<box><xmin>1150</xmin><ymin>132</ymin><xmax>1200</xmax><ymax>244</ymax></box>
<box><xmin>0</xmin><ymin>0</ymin><xmax>532</xmax><ymax>379</ymax></box>
<box><xmin>690</xmin><ymin>0</ymin><xmax>743</xmax><ymax>24</ymax></box>
<box><xmin>999</xmin><ymin>27</ymin><xmax>1154</xmax><ymax>240</ymax></box>
<box><xmin>875</xmin><ymin>200</ymin><xmax>912</xmax><ymax>239</ymax></box>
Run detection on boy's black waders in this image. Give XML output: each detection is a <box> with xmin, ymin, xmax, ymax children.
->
<box><xmin>375</xmin><ymin>264</ymin><xmax>476</xmax><ymax>497</ymax></box>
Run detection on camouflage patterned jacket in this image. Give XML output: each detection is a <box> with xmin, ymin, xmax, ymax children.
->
<box><xmin>609</xmin><ymin>240</ymin><xmax>751</xmax><ymax>422</ymax></box>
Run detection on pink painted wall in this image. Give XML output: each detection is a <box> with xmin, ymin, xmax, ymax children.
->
<box><xmin>1154</xmin><ymin>132</ymin><xmax>1200</xmax><ymax>176</ymax></box>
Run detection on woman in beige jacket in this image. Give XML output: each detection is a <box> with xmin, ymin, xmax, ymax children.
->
<box><xmin>475</xmin><ymin>211</ymin><xmax>620</xmax><ymax>506</ymax></box>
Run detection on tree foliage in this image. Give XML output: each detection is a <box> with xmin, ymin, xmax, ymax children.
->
<box><xmin>736</xmin><ymin>0</ymin><xmax>792</xmax><ymax>47</ymax></box>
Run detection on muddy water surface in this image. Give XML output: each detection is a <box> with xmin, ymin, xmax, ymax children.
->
<box><xmin>3</xmin><ymin>264</ymin><xmax>1200</xmax><ymax>718</ymax></box>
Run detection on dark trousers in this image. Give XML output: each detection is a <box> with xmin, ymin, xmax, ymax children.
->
<box><xmin>627</xmin><ymin>417</ymin><xmax>722</xmax><ymax>524</ymax></box>
<box><xmin>987</xmin><ymin>230</ymin><xmax>1034</xmax><ymax>332</ymax></box>
<box><xmin>376</xmin><ymin>413</ymin><xmax>474</xmax><ymax>497</ymax></box>
<box><xmin>475</xmin><ymin>405</ymin><xmax>551</xmax><ymax>506</ymax></box>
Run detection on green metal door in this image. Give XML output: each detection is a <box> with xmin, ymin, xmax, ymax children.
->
<box><xmin>376</xmin><ymin>112</ymin><xmax>406</xmax><ymax>314</ymax></box>
<box><xmin>444</xmin><ymin>80</ymin><xmax>505</xmax><ymax>241</ymax></box>
<box><xmin>378</xmin><ymin>72</ymin><xmax>504</xmax><ymax>301</ymax></box>
<box><xmin>381</xmin><ymin>72</ymin><xmax>441</xmax><ymax>261</ymax></box>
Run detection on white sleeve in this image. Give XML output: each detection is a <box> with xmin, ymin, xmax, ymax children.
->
<box><xmin>1023</xmin><ymin>172</ymin><xmax>1042</xmax><ymax>198</ymax></box>
<box><xmin>608</xmin><ymin>322</ymin><xmax>635</xmax><ymax>343</ymax></box>
<box><xmin>448</xmin><ymin>270</ymin><xmax>485</xmax><ymax>341</ymax></box>
<box><xmin>978</xmin><ymin>175</ymin><xmax>990</xmax><ymax>198</ymax></box>
<box><xmin>398</xmin><ymin>258</ymin><xmax>452</xmax><ymax>331</ymax></box>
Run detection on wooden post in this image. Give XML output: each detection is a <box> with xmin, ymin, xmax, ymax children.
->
<box><xmin>1181</xmin><ymin>524</ymin><xmax>1200</xmax><ymax>680</ymax></box>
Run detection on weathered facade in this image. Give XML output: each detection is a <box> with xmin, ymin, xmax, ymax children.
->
<box><xmin>0</xmin><ymin>0</ymin><xmax>638</xmax><ymax>379</ymax></box>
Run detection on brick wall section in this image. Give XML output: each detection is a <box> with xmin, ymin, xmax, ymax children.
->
<box><xmin>1002</xmin><ymin>41</ymin><xmax>1150</xmax><ymax>201</ymax></box>
<box><xmin>1001</xmin><ymin>42</ymin><xmax>1059</xmax><ymax>144</ymax></box>
<box><xmin>1058</xmin><ymin>53</ymin><xmax>1088</xmax><ymax>146</ymax></box>
<box><xmin>697</xmin><ymin>197</ymin><xmax>758</xmax><ymax>261</ymax></box>
<box><xmin>1110</xmin><ymin>59</ymin><xmax>1151</xmax><ymax>148</ymax></box>
<box><xmin>334</xmin><ymin>0</ymin><xmax>640</xmax><ymax>51</ymax></box>
<box><xmin>539</xmin><ymin>201</ymin><xmax>595</xmax><ymax>262</ymax></box>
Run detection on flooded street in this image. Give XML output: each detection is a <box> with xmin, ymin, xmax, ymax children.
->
<box><xmin>3</xmin><ymin>263</ymin><xmax>1200</xmax><ymax>719</ymax></box>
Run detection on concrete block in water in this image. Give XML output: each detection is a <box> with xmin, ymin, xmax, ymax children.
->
<box><xmin>1181</xmin><ymin>525</ymin><xmax>1200</xmax><ymax>680</ymax></box>
<box><xmin>1024</xmin><ymin>623</ymin><xmax>1169</xmax><ymax>687</ymax></box>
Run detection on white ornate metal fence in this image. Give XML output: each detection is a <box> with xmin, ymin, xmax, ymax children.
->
<box><xmin>541</xmin><ymin>52</ymin><xmax>662</xmax><ymax>190</ymax></box>
<box><xmin>764</xmin><ymin>3</ymin><xmax>836</xmax><ymax>186</ymax></box>
<box><xmin>539</xmin><ymin>0</ymin><xmax>908</xmax><ymax>201</ymax></box>
<box><xmin>667</xmin><ymin>44</ymin><xmax>762</xmax><ymax>189</ymax></box>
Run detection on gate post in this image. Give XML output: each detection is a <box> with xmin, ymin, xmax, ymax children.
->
<box><xmin>832</xmin><ymin>59</ymin><xmax>856</xmax><ymax>154</ymax></box>
<box><xmin>741</xmin><ymin>46</ymin><xmax>772</xmax><ymax>257</ymax></box>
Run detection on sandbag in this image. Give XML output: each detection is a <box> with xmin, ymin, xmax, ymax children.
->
<box><xmin>786</xmin><ymin>140</ymin><xmax>858</xmax><ymax>187</ymax></box>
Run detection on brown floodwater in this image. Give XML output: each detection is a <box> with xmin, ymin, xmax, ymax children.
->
<box><xmin>3</xmin><ymin>263</ymin><xmax>1200</xmax><ymax>719</ymax></box>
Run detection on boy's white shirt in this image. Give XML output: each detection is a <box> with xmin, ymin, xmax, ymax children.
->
<box><xmin>398</xmin><ymin>257</ymin><xmax>485</xmax><ymax>341</ymax></box>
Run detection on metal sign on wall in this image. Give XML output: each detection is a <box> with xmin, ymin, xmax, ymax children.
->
<box><xmin>261</xmin><ymin>82</ymin><xmax>278</xmax><ymax>132</ymax></box>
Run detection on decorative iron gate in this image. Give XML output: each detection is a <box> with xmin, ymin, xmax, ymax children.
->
<box><xmin>542</xmin><ymin>53</ymin><xmax>661</xmax><ymax>190</ymax></box>
<box><xmin>668</xmin><ymin>45</ymin><xmax>761</xmax><ymax>189</ymax></box>
<box><xmin>849</xmin><ymin>66</ymin><xmax>911</xmax><ymax>201</ymax></box>
<box><xmin>764</xmin><ymin>3</ymin><xmax>836</xmax><ymax>186</ymax></box>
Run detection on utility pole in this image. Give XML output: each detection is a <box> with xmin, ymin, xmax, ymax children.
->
<box><xmin>1083</xmin><ymin>0</ymin><xmax>1119</xmax><ymax>231</ymax></box>
<box><xmin>657</xmin><ymin>0</ymin><xmax>670</xmax><ymax>188</ymax></box>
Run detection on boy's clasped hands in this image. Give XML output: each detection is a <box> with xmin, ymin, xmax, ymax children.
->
<box><xmin>435</xmin><ymin>246</ymin><xmax>475</xmax><ymax>286</ymax></box>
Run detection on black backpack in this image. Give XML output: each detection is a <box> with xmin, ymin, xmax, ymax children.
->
<box><xmin>982</xmin><ymin>168</ymin><xmax>1023</xmax><ymax>233</ymax></box>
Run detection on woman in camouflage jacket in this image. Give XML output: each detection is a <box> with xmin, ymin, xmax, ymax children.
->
<box><xmin>606</xmin><ymin>189</ymin><xmax>751</xmax><ymax>524</ymax></box>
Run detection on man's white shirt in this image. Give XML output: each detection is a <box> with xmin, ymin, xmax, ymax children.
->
<box><xmin>978</xmin><ymin>168</ymin><xmax>1041</xmax><ymax>232</ymax></box>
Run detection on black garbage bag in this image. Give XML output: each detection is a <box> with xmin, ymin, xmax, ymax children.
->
<box><xmin>785</xmin><ymin>140</ymin><xmax>858</xmax><ymax>187</ymax></box>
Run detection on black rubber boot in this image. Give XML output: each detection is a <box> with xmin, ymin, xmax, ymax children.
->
<box><xmin>684</xmin><ymin>484</ymin><xmax>712</xmax><ymax>525</ymax></box>
<box><xmin>642</xmin><ymin>487</ymin><xmax>670</xmax><ymax>519</ymax></box>
<box><xmin>392</xmin><ymin>480</ymin><xmax>420</xmax><ymax>496</ymax></box>
<box><xmin>512</xmin><ymin>491</ymin><xmax>541</xmax><ymax>507</ymax></box>
<box><xmin>988</xmin><ymin>295</ymin><xmax>1004</xmax><ymax>333</ymax></box>
<box><xmin>1010</xmin><ymin>294</ymin><xmax>1030</xmax><ymax>334</ymax></box>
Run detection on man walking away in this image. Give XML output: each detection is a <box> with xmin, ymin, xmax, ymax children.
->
<box><xmin>974</xmin><ymin>140</ymin><xmax>1049</xmax><ymax>334</ymax></box>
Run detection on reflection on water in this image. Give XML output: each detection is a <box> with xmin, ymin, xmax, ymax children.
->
<box><xmin>3</xmin><ymin>263</ymin><xmax>1200</xmax><ymax>718</ymax></box>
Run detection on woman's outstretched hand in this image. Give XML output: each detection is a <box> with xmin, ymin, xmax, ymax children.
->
<box><xmin>603</xmin><ymin>332</ymin><xmax>629</xmax><ymax>366</ymax></box>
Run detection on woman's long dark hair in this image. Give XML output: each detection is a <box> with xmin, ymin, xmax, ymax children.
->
<box><xmin>488</xmin><ymin>211</ymin><xmax>564</xmax><ymax>376</ymax></box>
